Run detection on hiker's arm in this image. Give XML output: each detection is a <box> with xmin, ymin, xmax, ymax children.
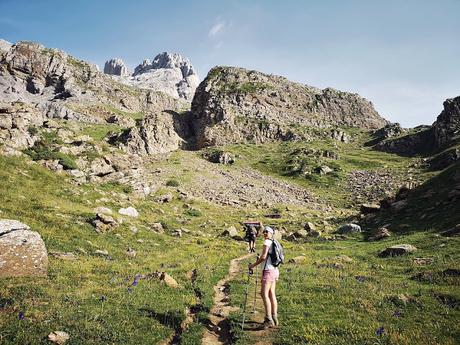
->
<box><xmin>249</xmin><ymin>244</ymin><xmax>269</xmax><ymax>269</ymax></box>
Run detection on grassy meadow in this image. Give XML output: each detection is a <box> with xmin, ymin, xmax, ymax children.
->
<box><xmin>0</xmin><ymin>127</ymin><xmax>459</xmax><ymax>344</ymax></box>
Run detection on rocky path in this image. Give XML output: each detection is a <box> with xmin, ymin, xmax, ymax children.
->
<box><xmin>202</xmin><ymin>252</ymin><xmax>275</xmax><ymax>345</ymax></box>
<box><xmin>201</xmin><ymin>253</ymin><xmax>253</xmax><ymax>344</ymax></box>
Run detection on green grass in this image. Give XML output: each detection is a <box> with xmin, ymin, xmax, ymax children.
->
<box><xmin>228</xmin><ymin>233</ymin><xmax>459</xmax><ymax>345</ymax></box>
<box><xmin>1</xmin><ymin>129</ymin><xmax>458</xmax><ymax>344</ymax></box>
<box><xmin>0</xmin><ymin>155</ymin><xmax>246</xmax><ymax>344</ymax></box>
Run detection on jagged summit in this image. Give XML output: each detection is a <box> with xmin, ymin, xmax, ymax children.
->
<box><xmin>103</xmin><ymin>52</ymin><xmax>199</xmax><ymax>101</ymax></box>
<box><xmin>104</xmin><ymin>58</ymin><xmax>129</xmax><ymax>77</ymax></box>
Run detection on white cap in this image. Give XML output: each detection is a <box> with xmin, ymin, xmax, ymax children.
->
<box><xmin>264</xmin><ymin>226</ymin><xmax>274</xmax><ymax>234</ymax></box>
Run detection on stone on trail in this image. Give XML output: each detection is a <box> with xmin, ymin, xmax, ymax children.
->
<box><xmin>379</xmin><ymin>244</ymin><xmax>417</xmax><ymax>257</ymax></box>
<box><xmin>0</xmin><ymin>219</ymin><xmax>48</xmax><ymax>278</ymax></box>
<box><xmin>48</xmin><ymin>331</ymin><xmax>70</xmax><ymax>345</ymax></box>
<box><xmin>118</xmin><ymin>206</ymin><xmax>139</xmax><ymax>217</ymax></box>
<box><xmin>336</xmin><ymin>223</ymin><xmax>362</xmax><ymax>234</ymax></box>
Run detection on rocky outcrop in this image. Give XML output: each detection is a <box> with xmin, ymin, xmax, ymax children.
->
<box><xmin>104</xmin><ymin>52</ymin><xmax>199</xmax><ymax>101</ymax></box>
<box><xmin>112</xmin><ymin>110</ymin><xmax>192</xmax><ymax>154</ymax></box>
<box><xmin>190</xmin><ymin>66</ymin><xmax>388</xmax><ymax>148</ymax></box>
<box><xmin>432</xmin><ymin>96</ymin><xmax>460</xmax><ymax>149</ymax></box>
<box><xmin>0</xmin><ymin>219</ymin><xmax>48</xmax><ymax>278</ymax></box>
<box><xmin>104</xmin><ymin>58</ymin><xmax>129</xmax><ymax>77</ymax></box>
<box><xmin>375</xmin><ymin>96</ymin><xmax>460</xmax><ymax>156</ymax></box>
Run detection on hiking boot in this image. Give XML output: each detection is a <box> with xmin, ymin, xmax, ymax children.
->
<box><xmin>272</xmin><ymin>314</ymin><xmax>279</xmax><ymax>327</ymax></box>
<box><xmin>263</xmin><ymin>316</ymin><xmax>275</xmax><ymax>329</ymax></box>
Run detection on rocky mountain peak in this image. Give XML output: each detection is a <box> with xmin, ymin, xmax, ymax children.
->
<box><xmin>103</xmin><ymin>58</ymin><xmax>129</xmax><ymax>77</ymax></box>
<box><xmin>191</xmin><ymin>66</ymin><xmax>389</xmax><ymax>148</ymax></box>
<box><xmin>103</xmin><ymin>51</ymin><xmax>199</xmax><ymax>101</ymax></box>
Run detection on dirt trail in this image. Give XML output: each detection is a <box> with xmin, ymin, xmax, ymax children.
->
<box><xmin>201</xmin><ymin>252</ymin><xmax>275</xmax><ymax>345</ymax></box>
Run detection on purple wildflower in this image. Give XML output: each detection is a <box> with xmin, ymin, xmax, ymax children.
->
<box><xmin>393</xmin><ymin>310</ymin><xmax>401</xmax><ymax>317</ymax></box>
<box><xmin>132</xmin><ymin>274</ymin><xmax>142</xmax><ymax>286</ymax></box>
<box><xmin>18</xmin><ymin>311</ymin><xmax>25</xmax><ymax>320</ymax></box>
<box><xmin>355</xmin><ymin>276</ymin><xmax>366</xmax><ymax>283</ymax></box>
<box><xmin>376</xmin><ymin>326</ymin><xmax>385</xmax><ymax>336</ymax></box>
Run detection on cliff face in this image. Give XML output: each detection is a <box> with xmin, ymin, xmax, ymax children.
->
<box><xmin>376</xmin><ymin>96</ymin><xmax>460</xmax><ymax>156</ymax></box>
<box><xmin>190</xmin><ymin>66</ymin><xmax>388</xmax><ymax>148</ymax></box>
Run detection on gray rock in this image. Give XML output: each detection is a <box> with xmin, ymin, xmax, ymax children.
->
<box><xmin>150</xmin><ymin>222</ymin><xmax>164</xmax><ymax>233</ymax></box>
<box><xmin>336</xmin><ymin>223</ymin><xmax>362</xmax><ymax>234</ymax></box>
<box><xmin>368</xmin><ymin>227</ymin><xmax>391</xmax><ymax>241</ymax></box>
<box><xmin>155</xmin><ymin>193</ymin><xmax>173</xmax><ymax>203</ymax></box>
<box><xmin>103</xmin><ymin>58</ymin><xmax>129</xmax><ymax>77</ymax></box>
<box><xmin>204</xmin><ymin>150</ymin><xmax>235</xmax><ymax>165</ymax></box>
<box><xmin>48</xmin><ymin>331</ymin><xmax>70</xmax><ymax>345</ymax></box>
<box><xmin>118</xmin><ymin>206</ymin><xmax>139</xmax><ymax>218</ymax></box>
<box><xmin>221</xmin><ymin>226</ymin><xmax>240</xmax><ymax>239</ymax></box>
<box><xmin>360</xmin><ymin>203</ymin><xmax>381</xmax><ymax>214</ymax></box>
<box><xmin>0</xmin><ymin>219</ymin><xmax>48</xmax><ymax>278</ymax></box>
<box><xmin>304</xmin><ymin>222</ymin><xmax>316</xmax><ymax>231</ymax></box>
<box><xmin>379</xmin><ymin>244</ymin><xmax>417</xmax><ymax>257</ymax></box>
<box><xmin>315</xmin><ymin>165</ymin><xmax>333</xmax><ymax>175</ymax></box>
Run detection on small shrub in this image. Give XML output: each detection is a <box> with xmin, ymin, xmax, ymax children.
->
<box><xmin>54</xmin><ymin>152</ymin><xmax>78</xmax><ymax>170</ymax></box>
<box><xmin>166</xmin><ymin>179</ymin><xmax>180</xmax><ymax>187</ymax></box>
<box><xmin>185</xmin><ymin>209</ymin><xmax>202</xmax><ymax>217</ymax></box>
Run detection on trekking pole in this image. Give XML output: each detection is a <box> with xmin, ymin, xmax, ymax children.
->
<box><xmin>252</xmin><ymin>254</ymin><xmax>259</xmax><ymax>313</ymax></box>
<box><xmin>241</xmin><ymin>268</ymin><xmax>253</xmax><ymax>330</ymax></box>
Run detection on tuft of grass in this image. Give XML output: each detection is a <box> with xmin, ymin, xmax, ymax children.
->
<box><xmin>166</xmin><ymin>179</ymin><xmax>180</xmax><ymax>187</ymax></box>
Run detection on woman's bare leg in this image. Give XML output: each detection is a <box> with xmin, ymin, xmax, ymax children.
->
<box><xmin>268</xmin><ymin>281</ymin><xmax>278</xmax><ymax>317</ymax></box>
<box><xmin>261</xmin><ymin>280</ymin><xmax>272</xmax><ymax>318</ymax></box>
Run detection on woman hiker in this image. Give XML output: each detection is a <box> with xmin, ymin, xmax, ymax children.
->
<box><xmin>248</xmin><ymin>226</ymin><xmax>279</xmax><ymax>328</ymax></box>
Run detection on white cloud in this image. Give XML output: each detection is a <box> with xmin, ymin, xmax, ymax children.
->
<box><xmin>208</xmin><ymin>20</ymin><xmax>226</xmax><ymax>37</ymax></box>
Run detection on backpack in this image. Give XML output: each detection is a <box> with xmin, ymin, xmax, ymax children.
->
<box><xmin>269</xmin><ymin>239</ymin><xmax>284</xmax><ymax>267</ymax></box>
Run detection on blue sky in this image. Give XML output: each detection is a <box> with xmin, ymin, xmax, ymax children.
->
<box><xmin>1</xmin><ymin>0</ymin><xmax>459</xmax><ymax>127</ymax></box>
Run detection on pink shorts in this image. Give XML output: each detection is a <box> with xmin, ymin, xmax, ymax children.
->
<box><xmin>262</xmin><ymin>268</ymin><xmax>279</xmax><ymax>282</ymax></box>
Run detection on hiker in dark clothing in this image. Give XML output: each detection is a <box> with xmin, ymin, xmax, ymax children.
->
<box><xmin>244</xmin><ymin>222</ymin><xmax>262</xmax><ymax>253</ymax></box>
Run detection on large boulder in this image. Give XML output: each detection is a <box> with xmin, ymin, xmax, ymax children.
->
<box><xmin>0</xmin><ymin>219</ymin><xmax>48</xmax><ymax>278</ymax></box>
<box><xmin>379</xmin><ymin>244</ymin><xmax>417</xmax><ymax>257</ymax></box>
<box><xmin>335</xmin><ymin>223</ymin><xmax>362</xmax><ymax>234</ymax></box>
